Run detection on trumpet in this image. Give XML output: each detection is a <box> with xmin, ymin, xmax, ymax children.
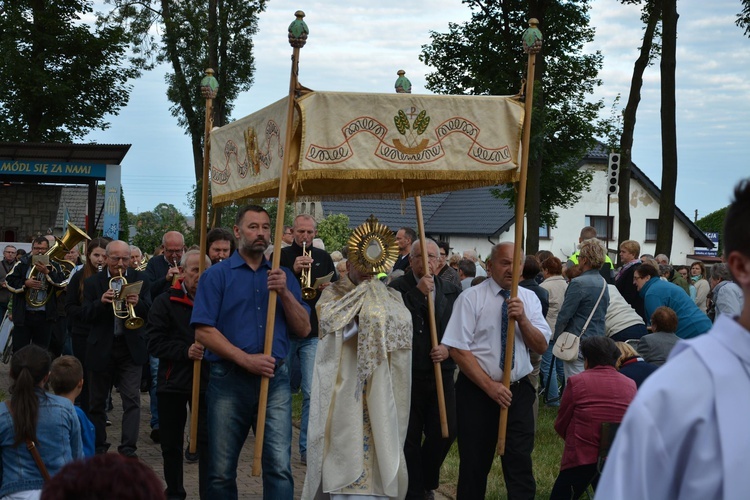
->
<box><xmin>300</xmin><ymin>242</ymin><xmax>316</xmax><ymax>300</ymax></box>
<box><xmin>109</xmin><ymin>269</ymin><xmax>145</xmax><ymax>330</ymax></box>
<box><xmin>171</xmin><ymin>258</ymin><xmax>181</xmax><ymax>285</ymax></box>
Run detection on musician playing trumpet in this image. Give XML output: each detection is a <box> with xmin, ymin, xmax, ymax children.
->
<box><xmin>82</xmin><ymin>240</ymin><xmax>151</xmax><ymax>457</ymax></box>
<box><xmin>278</xmin><ymin>214</ymin><xmax>337</xmax><ymax>464</ymax></box>
<box><xmin>145</xmin><ymin>231</ymin><xmax>185</xmax><ymax>301</ymax></box>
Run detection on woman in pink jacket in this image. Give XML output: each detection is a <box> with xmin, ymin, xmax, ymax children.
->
<box><xmin>550</xmin><ymin>336</ymin><xmax>637</xmax><ymax>499</ymax></box>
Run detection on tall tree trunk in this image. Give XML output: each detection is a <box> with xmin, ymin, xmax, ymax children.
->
<box><xmin>524</xmin><ymin>0</ymin><xmax>549</xmax><ymax>255</ymax></box>
<box><xmin>618</xmin><ymin>0</ymin><xmax>661</xmax><ymax>264</ymax></box>
<box><xmin>657</xmin><ymin>0</ymin><xmax>678</xmax><ymax>257</ymax></box>
<box><xmin>26</xmin><ymin>0</ymin><xmax>45</xmax><ymax>141</ymax></box>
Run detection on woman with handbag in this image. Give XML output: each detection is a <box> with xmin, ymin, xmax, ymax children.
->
<box><xmin>554</xmin><ymin>239</ymin><xmax>610</xmax><ymax>380</ymax></box>
<box><xmin>0</xmin><ymin>344</ymin><xmax>83</xmax><ymax>499</ymax></box>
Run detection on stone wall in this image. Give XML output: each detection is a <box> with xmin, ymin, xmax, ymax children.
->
<box><xmin>0</xmin><ymin>185</ymin><xmax>62</xmax><ymax>243</ymax></box>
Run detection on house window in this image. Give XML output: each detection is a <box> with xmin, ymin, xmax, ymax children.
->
<box><xmin>585</xmin><ymin>216</ymin><xmax>614</xmax><ymax>241</ymax></box>
<box><xmin>645</xmin><ymin>219</ymin><xmax>658</xmax><ymax>242</ymax></box>
<box><xmin>539</xmin><ymin>224</ymin><xmax>550</xmax><ymax>240</ymax></box>
<box><xmin>301</xmin><ymin>202</ymin><xmax>306</xmax><ymax>213</ymax></box>
<box><xmin>310</xmin><ymin>203</ymin><xmax>316</xmax><ymax>218</ymax></box>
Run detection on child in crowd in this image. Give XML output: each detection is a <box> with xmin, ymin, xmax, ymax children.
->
<box><xmin>49</xmin><ymin>356</ymin><xmax>95</xmax><ymax>457</ymax></box>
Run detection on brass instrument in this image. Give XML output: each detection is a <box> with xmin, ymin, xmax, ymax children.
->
<box><xmin>135</xmin><ymin>254</ymin><xmax>150</xmax><ymax>272</ymax></box>
<box><xmin>109</xmin><ymin>269</ymin><xmax>145</xmax><ymax>330</ymax></box>
<box><xmin>171</xmin><ymin>258</ymin><xmax>181</xmax><ymax>285</ymax></box>
<box><xmin>300</xmin><ymin>242</ymin><xmax>316</xmax><ymax>300</ymax></box>
<box><xmin>26</xmin><ymin>223</ymin><xmax>91</xmax><ymax>307</ymax></box>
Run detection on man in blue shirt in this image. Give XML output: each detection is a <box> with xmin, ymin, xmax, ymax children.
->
<box><xmin>192</xmin><ymin>205</ymin><xmax>311</xmax><ymax>500</ymax></box>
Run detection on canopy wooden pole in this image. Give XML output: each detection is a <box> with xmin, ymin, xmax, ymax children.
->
<box><xmin>414</xmin><ymin>197</ymin><xmax>449</xmax><ymax>438</ymax></box>
<box><xmin>497</xmin><ymin>19</ymin><xmax>542</xmax><ymax>456</ymax></box>
<box><xmin>252</xmin><ymin>11</ymin><xmax>308</xmax><ymax>477</ymax></box>
<box><xmin>189</xmin><ymin>68</ymin><xmax>218</xmax><ymax>454</ymax></box>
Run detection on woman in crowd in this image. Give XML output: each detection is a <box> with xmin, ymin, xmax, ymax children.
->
<box><xmin>637</xmin><ymin>306</ymin><xmax>680</xmax><ymax>366</ymax></box>
<box><xmin>540</xmin><ymin>256</ymin><xmax>567</xmax><ymax>405</ymax></box>
<box><xmin>551</xmin><ymin>336</ymin><xmax>637</xmax><ymax>499</ymax></box>
<box><xmin>555</xmin><ymin>240</ymin><xmax>610</xmax><ymax>379</ymax></box>
<box><xmin>64</xmin><ymin>237</ymin><xmax>110</xmax><ymax>413</ymax></box>
<box><xmin>615</xmin><ymin>342</ymin><xmax>658</xmax><ymax>388</ymax></box>
<box><xmin>690</xmin><ymin>261</ymin><xmax>710</xmax><ymax>313</ymax></box>
<box><xmin>634</xmin><ymin>263</ymin><xmax>712</xmax><ymax>339</ymax></box>
<box><xmin>615</xmin><ymin>240</ymin><xmax>646</xmax><ymax>320</ymax></box>
<box><xmin>605</xmin><ymin>285</ymin><xmax>648</xmax><ymax>342</ymax></box>
<box><xmin>0</xmin><ymin>345</ymin><xmax>82</xmax><ymax>498</ymax></box>
<box><xmin>708</xmin><ymin>263</ymin><xmax>744</xmax><ymax>320</ymax></box>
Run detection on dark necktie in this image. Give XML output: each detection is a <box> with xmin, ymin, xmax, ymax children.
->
<box><xmin>499</xmin><ymin>289</ymin><xmax>514</xmax><ymax>371</ymax></box>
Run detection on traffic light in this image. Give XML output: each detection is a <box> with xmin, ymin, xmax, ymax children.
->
<box><xmin>607</xmin><ymin>153</ymin><xmax>620</xmax><ymax>195</ymax></box>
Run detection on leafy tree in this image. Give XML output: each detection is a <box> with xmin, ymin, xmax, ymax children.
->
<box><xmin>0</xmin><ymin>0</ymin><xmax>146</xmax><ymax>141</ymax></box>
<box><xmin>420</xmin><ymin>0</ymin><xmax>603</xmax><ymax>253</ymax></box>
<box><xmin>133</xmin><ymin>203</ymin><xmax>191</xmax><ymax>256</ymax></box>
<box><xmin>737</xmin><ymin>0</ymin><xmax>750</xmax><ymax>35</ymax></box>
<box><xmin>316</xmin><ymin>214</ymin><xmax>351</xmax><ymax>254</ymax></box>
<box><xmin>119</xmin><ymin>188</ymin><xmax>129</xmax><ymax>242</ymax></box>
<box><xmin>696</xmin><ymin>206</ymin><xmax>728</xmax><ymax>256</ymax></box>
<box><xmin>100</xmin><ymin>0</ymin><xmax>267</xmax><ymax>185</ymax></box>
<box><xmin>616</xmin><ymin>0</ymin><xmax>662</xmax><ymax>259</ymax></box>
<box><xmin>656</xmin><ymin>0</ymin><xmax>678</xmax><ymax>257</ymax></box>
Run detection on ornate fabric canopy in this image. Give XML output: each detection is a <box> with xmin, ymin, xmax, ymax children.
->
<box><xmin>209</xmin><ymin>91</ymin><xmax>524</xmax><ymax>206</ymax></box>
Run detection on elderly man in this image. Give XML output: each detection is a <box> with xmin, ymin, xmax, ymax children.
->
<box><xmin>83</xmin><ymin>240</ymin><xmax>151</xmax><ymax>457</ymax></box>
<box><xmin>596</xmin><ymin>179</ymin><xmax>750</xmax><ymax>499</ymax></box>
<box><xmin>5</xmin><ymin>236</ymin><xmax>66</xmax><ymax>351</ymax></box>
<box><xmin>389</xmin><ymin>239</ymin><xmax>460</xmax><ymax>499</ymax></box>
<box><xmin>192</xmin><ymin>205</ymin><xmax>310</xmax><ymax>499</ymax></box>
<box><xmin>462</xmin><ymin>249</ymin><xmax>487</xmax><ymax>277</ymax></box>
<box><xmin>0</xmin><ymin>245</ymin><xmax>18</xmax><ymax>316</ymax></box>
<box><xmin>278</xmin><ymin>214</ymin><xmax>337</xmax><ymax>464</ymax></box>
<box><xmin>303</xmin><ymin>247</ymin><xmax>412</xmax><ymax>499</ymax></box>
<box><xmin>129</xmin><ymin>245</ymin><xmax>143</xmax><ymax>270</ymax></box>
<box><xmin>708</xmin><ymin>263</ymin><xmax>744</xmax><ymax>320</ymax></box>
<box><xmin>145</xmin><ymin>231</ymin><xmax>186</xmax><ymax>301</ymax></box>
<box><xmin>435</xmin><ymin>241</ymin><xmax>461</xmax><ymax>288</ymax></box>
<box><xmin>147</xmin><ymin>249</ymin><xmax>211</xmax><ymax>499</ymax></box>
<box><xmin>442</xmin><ymin>242</ymin><xmax>551</xmax><ymax>499</ymax></box>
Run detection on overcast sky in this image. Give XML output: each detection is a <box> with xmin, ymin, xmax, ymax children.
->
<box><xmin>85</xmin><ymin>0</ymin><xmax>750</xmax><ymax>223</ymax></box>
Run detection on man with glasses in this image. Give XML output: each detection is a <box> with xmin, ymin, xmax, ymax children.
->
<box><xmin>145</xmin><ymin>231</ymin><xmax>185</xmax><ymax>301</ymax></box>
<box><xmin>5</xmin><ymin>237</ymin><xmax>66</xmax><ymax>351</ymax></box>
<box><xmin>435</xmin><ymin>241</ymin><xmax>461</xmax><ymax>288</ymax></box>
<box><xmin>0</xmin><ymin>245</ymin><xmax>17</xmax><ymax>316</ymax></box>
<box><xmin>82</xmin><ymin>240</ymin><xmax>151</xmax><ymax>457</ymax></box>
<box><xmin>389</xmin><ymin>239</ymin><xmax>461</xmax><ymax>499</ymax></box>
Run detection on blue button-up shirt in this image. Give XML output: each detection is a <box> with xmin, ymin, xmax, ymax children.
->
<box><xmin>191</xmin><ymin>251</ymin><xmax>310</xmax><ymax>362</ymax></box>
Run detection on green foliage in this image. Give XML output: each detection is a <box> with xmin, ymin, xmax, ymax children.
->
<box><xmin>101</xmin><ymin>0</ymin><xmax>268</xmax><ymax>179</ymax></box>
<box><xmin>132</xmin><ymin>203</ymin><xmax>191</xmax><ymax>256</ymax></box>
<box><xmin>420</xmin><ymin>0</ymin><xmax>603</xmax><ymax>228</ymax></box>
<box><xmin>119</xmin><ymin>188</ymin><xmax>129</xmax><ymax>242</ymax></box>
<box><xmin>737</xmin><ymin>0</ymin><xmax>750</xmax><ymax>36</ymax></box>
<box><xmin>696</xmin><ymin>206</ymin><xmax>728</xmax><ymax>255</ymax></box>
<box><xmin>316</xmin><ymin>214</ymin><xmax>351</xmax><ymax>253</ymax></box>
<box><xmin>0</xmin><ymin>0</ymin><xmax>145</xmax><ymax>142</ymax></box>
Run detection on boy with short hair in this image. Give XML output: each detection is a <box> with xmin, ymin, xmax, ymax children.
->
<box><xmin>49</xmin><ymin>355</ymin><xmax>95</xmax><ymax>456</ymax></box>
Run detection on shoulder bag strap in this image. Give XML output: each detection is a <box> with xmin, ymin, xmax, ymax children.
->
<box><xmin>580</xmin><ymin>278</ymin><xmax>608</xmax><ymax>337</ymax></box>
<box><xmin>26</xmin><ymin>439</ymin><xmax>51</xmax><ymax>481</ymax></box>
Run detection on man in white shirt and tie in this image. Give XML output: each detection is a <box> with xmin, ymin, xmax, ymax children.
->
<box><xmin>442</xmin><ymin>242</ymin><xmax>551</xmax><ymax>499</ymax></box>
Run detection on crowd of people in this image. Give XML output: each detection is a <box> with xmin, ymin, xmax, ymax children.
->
<box><xmin>0</xmin><ymin>178</ymin><xmax>748</xmax><ymax>500</ymax></box>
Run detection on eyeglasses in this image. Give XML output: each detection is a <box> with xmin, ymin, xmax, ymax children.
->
<box><xmin>32</xmin><ymin>246</ymin><xmax>48</xmax><ymax>252</ymax></box>
<box><xmin>108</xmin><ymin>256</ymin><xmax>131</xmax><ymax>262</ymax></box>
<box><xmin>164</xmin><ymin>248</ymin><xmax>184</xmax><ymax>255</ymax></box>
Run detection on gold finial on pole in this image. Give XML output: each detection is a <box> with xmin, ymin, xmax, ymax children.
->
<box><xmin>497</xmin><ymin>18</ymin><xmax>542</xmax><ymax>456</ymax></box>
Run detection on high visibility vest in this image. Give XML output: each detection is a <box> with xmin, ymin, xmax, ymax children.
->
<box><xmin>569</xmin><ymin>252</ymin><xmax>614</xmax><ymax>269</ymax></box>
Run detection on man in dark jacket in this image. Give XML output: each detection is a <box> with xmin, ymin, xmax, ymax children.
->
<box><xmin>148</xmin><ymin>249</ymin><xmax>210</xmax><ymax>500</ymax></box>
<box><xmin>278</xmin><ymin>214</ymin><xmax>337</xmax><ymax>464</ymax></box>
<box><xmin>83</xmin><ymin>240</ymin><xmax>151</xmax><ymax>457</ymax></box>
<box><xmin>389</xmin><ymin>239</ymin><xmax>461</xmax><ymax>500</ymax></box>
<box><xmin>5</xmin><ymin>236</ymin><xmax>66</xmax><ymax>351</ymax></box>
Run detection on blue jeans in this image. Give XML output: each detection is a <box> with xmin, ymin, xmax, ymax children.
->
<box><xmin>149</xmin><ymin>355</ymin><xmax>159</xmax><ymax>429</ymax></box>
<box><xmin>285</xmin><ymin>335</ymin><xmax>318</xmax><ymax>456</ymax></box>
<box><xmin>540</xmin><ymin>342</ymin><xmax>564</xmax><ymax>403</ymax></box>
<box><xmin>206</xmin><ymin>360</ymin><xmax>293</xmax><ymax>500</ymax></box>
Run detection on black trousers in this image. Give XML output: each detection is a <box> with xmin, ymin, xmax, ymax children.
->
<box><xmin>455</xmin><ymin>373</ymin><xmax>537</xmax><ymax>500</ymax></box>
<box><xmin>550</xmin><ymin>463</ymin><xmax>599</xmax><ymax>499</ymax></box>
<box><xmin>12</xmin><ymin>311</ymin><xmax>53</xmax><ymax>352</ymax></box>
<box><xmin>158</xmin><ymin>392</ymin><xmax>209</xmax><ymax>500</ymax></box>
<box><xmin>405</xmin><ymin>369</ymin><xmax>457</xmax><ymax>499</ymax></box>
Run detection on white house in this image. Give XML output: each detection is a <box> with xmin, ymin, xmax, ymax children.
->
<box><xmin>312</xmin><ymin>144</ymin><xmax>712</xmax><ymax>265</ymax></box>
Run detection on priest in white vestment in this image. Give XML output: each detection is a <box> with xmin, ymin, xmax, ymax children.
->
<box><xmin>302</xmin><ymin>259</ymin><xmax>413</xmax><ymax>500</ymax></box>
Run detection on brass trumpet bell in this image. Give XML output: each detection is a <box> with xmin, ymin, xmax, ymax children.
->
<box><xmin>300</xmin><ymin>241</ymin><xmax>317</xmax><ymax>300</ymax></box>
